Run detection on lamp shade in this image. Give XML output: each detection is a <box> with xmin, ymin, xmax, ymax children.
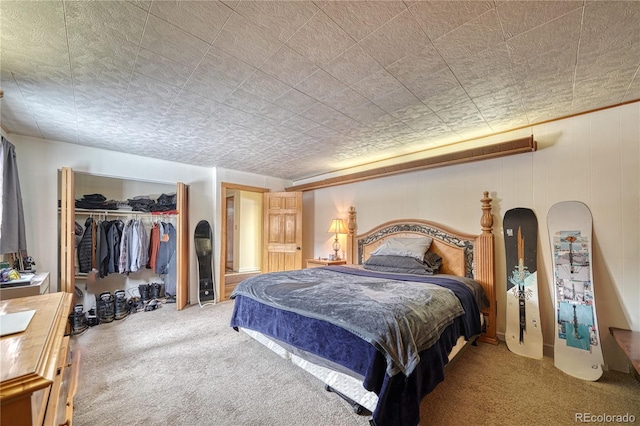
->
<box><xmin>327</xmin><ymin>218</ymin><xmax>347</xmax><ymax>235</ymax></box>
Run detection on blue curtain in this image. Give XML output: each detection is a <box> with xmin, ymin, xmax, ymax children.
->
<box><xmin>0</xmin><ymin>136</ymin><xmax>27</xmax><ymax>254</ymax></box>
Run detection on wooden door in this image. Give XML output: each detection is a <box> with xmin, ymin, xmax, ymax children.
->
<box><xmin>60</xmin><ymin>167</ymin><xmax>75</xmax><ymax>293</ymax></box>
<box><xmin>262</xmin><ymin>192</ymin><xmax>303</xmax><ymax>273</ymax></box>
<box><xmin>176</xmin><ymin>182</ymin><xmax>189</xmax><ymax>310</ymax></box>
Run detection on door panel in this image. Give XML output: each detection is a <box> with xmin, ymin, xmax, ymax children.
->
<box><xmin>263</xmin><ymin>192</ymin><xmax>302</xmax><ymax>273</ymax></box>
<box><xmin>60</xmin><ymin>167</ymin><xmax>75</xmax><ymax>293</ymax></box>
<box><xmin>176</xmin><ymin>182</ymin><xmax>189</xmax><ymax>310</ymax></box>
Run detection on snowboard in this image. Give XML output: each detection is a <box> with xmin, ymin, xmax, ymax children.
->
<box><xmin>503</xmin><ymin>208</ymin><xmax>543</xmax><ymax>359</ymax></box>
<box><xmin>548</xmin><ymin>201</ymin><xmax>603</xmax><ymax>381</ymax></box>
<box><xmin>195</xmin><ymin>220</ymin><xmax>215</xmax><ymax>306</ymax></box>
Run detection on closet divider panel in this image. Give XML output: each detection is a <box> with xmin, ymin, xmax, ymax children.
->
<box><xmin>60</xmin><ymin>167</ymin><xmax>75</xmax><ymax>294</ymax></box>
<box><xmin>176</xmin><ymin>182</ymin><xmax>189</xmax><ymax>310</ymax></box>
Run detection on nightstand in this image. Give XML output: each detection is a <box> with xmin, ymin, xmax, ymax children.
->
<box><xmin>306</xmin><ymin>259</ymin><xmax>347</xmax><ymax>268</ymax></box>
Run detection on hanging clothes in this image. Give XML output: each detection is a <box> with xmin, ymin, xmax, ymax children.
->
<box><xmin>116</xmin><ymin>219</ymin><xmax>151</xmax><ymax>275</ymax></box>
<box><xmin>97</xmin><ymin>220</ymin><xmax>111</xmax><ymax>278</ymax></box>
<box><xmin>78</xmin><ymin>215</ymin><xmax>175</xmax><ymax>291</ymax></box>
<box><xmin>129</xmin><ymin>220</ymin><xmax>148</xmax><ymax>273</ymax></box>
<box><xmin>0</xmin><ymin>136</ymin><xmax>27</xmax><ymax>254</ymax></box>
<box><xmin>156</xmin><ymin>222</ymin><xmax>177</xmax><ymax>296</ymax></box>
<box><xmin>118</xmin><ymin>219</ymin><xmax>133</xmax><ymax>274</ymax></box>
<box><xmin>78</xmin><ymin>217</ymin><xmax>95</xmax><ymax>273</ymax></box>
<box><xmin>155</xmin><ymin>221</ymin><xmax>169</xmax><ymax>275</ymax></box>
<box><xmin>107</xmin><ymin>219</ymin><xmax>124</xmax><ymax>274</ymax></box>
<box><xmin>147</xmin><ymin>222</ymin><xmax>160</xmax><ymax>271</ymax></box>
<box><xmin>128</xmin><ymin>220</ymin><xmax>140</xmax><ymax>273</ymax></box>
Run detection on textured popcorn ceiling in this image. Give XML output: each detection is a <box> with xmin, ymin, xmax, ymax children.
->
<box><xmin>1</xmin><ymin>1</ymin><xmax>639</xmax><ymax>181</ymax></box>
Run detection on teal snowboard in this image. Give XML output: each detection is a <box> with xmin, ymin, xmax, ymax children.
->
<box><xmin>503</xmin><ymin>208</ymin><xmax>542</xmax><ymax>359</ymax></box>
<box><xmin>548</xmin><ymin>201</ymin><xmax>603</xmax><ymax>380</ymax></box>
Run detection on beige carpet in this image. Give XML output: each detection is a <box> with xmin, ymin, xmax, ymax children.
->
<box><xmin>421</xmin><ymin>339</ymin><xmax>639</xmax><ymax>425</ymax></box>
<box><xmin>72</xmin><ymin>301</ymin><xmax>639</xmax><ymax>426</ymax></box>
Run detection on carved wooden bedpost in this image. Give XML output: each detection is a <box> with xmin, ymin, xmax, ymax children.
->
<box><xmin>476</xmin><ymin>191</ymin><xmax>498</xmax><ymax>344</ymax></box>
<box><xmin>346</xmin><ymin>206</ymin><xmax>357</xmax><ymax>264</ymax></box>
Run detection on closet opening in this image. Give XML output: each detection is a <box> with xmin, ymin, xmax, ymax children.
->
<box><xmin>220</xmin><ymin>183</ymin><xmax>268</xmax><ymax>300</ymax></box>
<box><xmin>58</xmin><ymin>169</ymin><xmax>188</xmax><ymax>324</ymax></box>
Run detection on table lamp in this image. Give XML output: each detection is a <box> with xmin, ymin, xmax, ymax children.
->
<box><xmin>327</xmin><ymin>218</ymin><xmax>347</xmax><ymax>260</ymax></box>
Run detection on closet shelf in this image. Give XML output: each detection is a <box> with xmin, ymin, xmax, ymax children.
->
<box><xmin>60</xmin><ymin>208</ymin><xmax>178</xmax><ymax>217</ymax></box>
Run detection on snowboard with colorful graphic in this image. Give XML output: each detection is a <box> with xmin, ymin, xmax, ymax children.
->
<box><xmin>195</xmin><ymin>220</ymin><xmax>215</xmax><ymax>306</ymax></box>
<box><xmin>548</xmin><ymin>201</ymin><xmax>603</xmax><ymax>381</ymax></box>
<box><xmin>503</xmin><ymin>208</ymin><xmax>543</xmax><ymax>359</ymax></box>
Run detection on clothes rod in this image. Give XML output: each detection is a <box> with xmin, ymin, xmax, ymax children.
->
<box><xmin>70</xmin><ymin>208</ymin><xmax>178</xmax><ymax>217</ymax></box>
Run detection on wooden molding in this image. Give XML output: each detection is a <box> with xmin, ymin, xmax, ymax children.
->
<box><xmin>285</xmin><ymin>135</ymin><xmax>538</xmax><ymax>191</ymax></box>
<box><xmin>221</xmin><ymin>182</ymin><xmax>270</xmax><ymax>193</ymax></box>
<box><xmin>287</xmin><ymin>99</ymin><xmax>639</xmax><ymax>192</ymax></box>
<box><xmin>286</xmin><ymin>136</ymin><xmax>536</xmax><ymax>192</ymax></box>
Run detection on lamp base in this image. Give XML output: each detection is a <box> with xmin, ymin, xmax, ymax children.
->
<box><xmin>332</xmin><ymin>238</ymin><xmax>341</xmax><ymax>260</ymax></box>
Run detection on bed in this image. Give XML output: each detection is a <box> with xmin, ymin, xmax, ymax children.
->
<box><xmin>230</xmin><ymin>192</ymin><xmax>497</xmax><ymax>426</ymax></box>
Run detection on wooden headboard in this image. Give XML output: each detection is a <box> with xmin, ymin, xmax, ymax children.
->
<box><xmin>345</xmin><ymin>191</ymin><xmax>497</xmax><ymax>345</ymax></box>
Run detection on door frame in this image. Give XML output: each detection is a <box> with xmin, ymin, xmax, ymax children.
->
<box><xmin>219</xmin><ymin>182</ymin><xmax>269</xmax><ymax>300</ymax></box>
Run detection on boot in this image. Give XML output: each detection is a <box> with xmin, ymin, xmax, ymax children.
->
<box><xmin>150</xmin><ymin>282</ymin><xmax>165</xmax><ymax>299</ymax></box>
<box><xmin>138</xmin><ymin>284</ymin><xmax>150</xmax><ymax>302</ymax></box>
<box><xmin>87</xmin><ymin>308</ymin><xmax>99</xmax><ymax>327</ymax></box>
<box><xmin>69</xmin><ymin>304</ymin><xmax>88</xmax><ymax>334</ymax></box>
<box><xmin>114</xmin><ymin>290</ymin><xmax>129</xmax><ymax>320</ymax></box>
<box><xmin>96</xmin><ymin>292</ymin><xmax>115</xmax><ymax>323</ymax></box>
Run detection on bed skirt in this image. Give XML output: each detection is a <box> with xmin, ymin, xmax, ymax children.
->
<box><xmin>239</xmin><ymin>320</ymin><xmax>478</xmax><ymax>416</ymax></box>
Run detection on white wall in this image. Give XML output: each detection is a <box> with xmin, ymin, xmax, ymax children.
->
<box><xmin>6</xmin><ymin>134</ymin><xmax>214</xmax><ymax>305</ymax></box>
<box><xmin>304</xmin><ymin>102</ymin><xmax>640</xmax><ymax>373</ymax></box>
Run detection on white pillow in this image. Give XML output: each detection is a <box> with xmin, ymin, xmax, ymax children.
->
<box><xmin>369</xmin><ymin>237</ymin><xmax>433</xmax><ymax>261</ymax></box>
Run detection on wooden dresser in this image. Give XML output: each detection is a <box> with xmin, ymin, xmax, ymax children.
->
<box><xmin>1</xmin><ymin>292</ymin><xmax>77</xmax><ymax>426</ymax></box>
<box><xmin>0</xmin><ymin>272</ymin><xmax>50</xmax><ymax>300</ymax></box>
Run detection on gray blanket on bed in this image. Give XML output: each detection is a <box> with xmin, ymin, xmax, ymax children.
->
<box><xmin>230</xmin><ymin>268</ymin><xmax>465</xmax><ymax>377</ymax></box>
